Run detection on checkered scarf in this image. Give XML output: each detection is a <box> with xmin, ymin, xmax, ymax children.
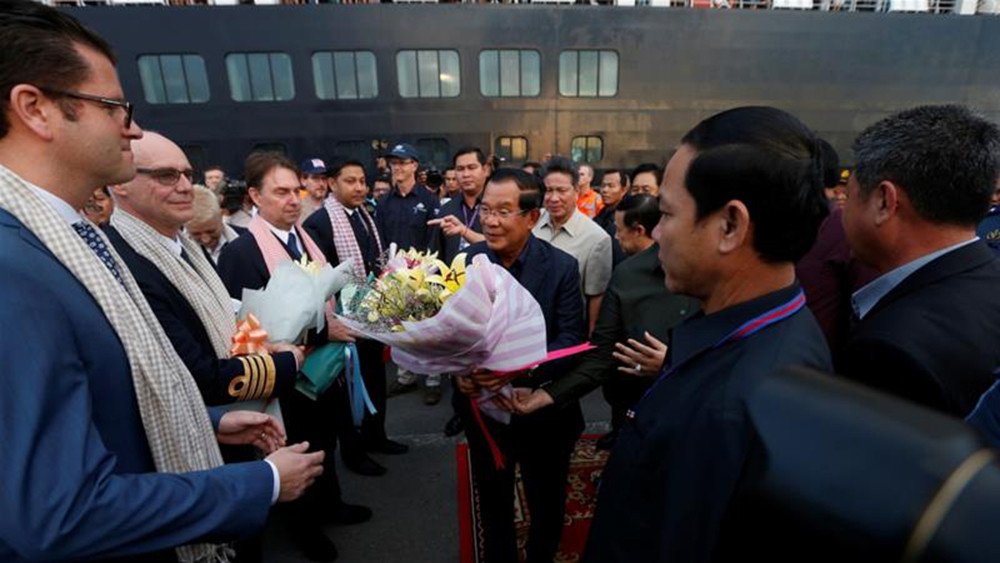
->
<box><xmin>111</xmin><ymin>208</ymin><xmax>235</xmax><ymax>358</ymax></box>
<box><xmin>0</xmin><ymin>166</ymin><xmax>230</xmax><ymax>563</ymax></box>
<box><xmin>323</xmin><ymin>195</ymin><xmax>382</xmax><ymax>278</ymax></box>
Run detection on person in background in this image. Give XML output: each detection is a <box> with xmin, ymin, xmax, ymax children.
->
<box><xmin>594</xmin><ymin>167</ymin><xmax>630</xmax><ymax>267</ymax></box>
<box><xmin>522</xmin><ymin>161</ymin><xmax>541</xmax><ymax>176</ymax></box>
<box><xmin>203</xmin><ymin>164</ymin><xmax>225</xmax><ymax>195</ymax></box>
<box><xmin>299</xmin><ymin>157</ymin><xmax>330</xmax><ymax>220</ymax></box>
<box><xmin>629</xmin><ymin>162</ymin><xmax>662</xmax><ymax>196</ymax></box>
<box><xmin>425</xmin><ymin>146</ymin><xmax>491</xmax><ymax>408</ymax></box>
<box><xmin>82</xmin><ymin>185</ymin><xmax>113</xmax><ymax>225</ymax></box>
<box><xmin>534</xmin><ymin>156</ymin><xmax>613</xmax><ymax>335</ymax></box>
<box><xmin>372</xmin><ymin>173</ymin><xmax>392</xmax><ymax>202</ymax></box>
<box><xmin>187</xmin><ymin>184</ymin><xmax>241</xmax><ymax>265</ymax></box>
<box><xmin>975</xmin><ymin>181</ymin><xmax>1000</xmax><ymax>245</ymax></box>
<box><xmin>443</xmin><ymin>167</ymin><xmax>460</xmax><ymax>201</ymax></box>
<box><xmin>576</xmin><ymin>163</ymin><xmax>603</xmax><ymax>219</ymax></box>
<box><xmin>378</xmin><ymin>143</ymin><xmax>443</xmax><ymax>401</ymax></box>
<box><xmin>223</xmin><ymin>179</ymin><xmax>254</xmax><ymax>230</ymax></box>
<box><xmin>825</xmin><ymin>167</ymin><xmax>849</xmax><ymax>208</ymax></box>
<box><xmin>796</xmin><ymin>141</ymin><xmax>878</xmax><ymax>358</ymax></box>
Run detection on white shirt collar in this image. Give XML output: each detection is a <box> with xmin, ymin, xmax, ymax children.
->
<box><xmin>24</xmin><ymin>182</ymin><xmax>85</xmax><ymax>226</ymax></box>
<box><xmin>261</xmin><ymin>217</ymin><xmax>301</xmax><ymax>252</ymax></box>
<box><xmin>155</xmin><ymin>231</ymin><xmax>184</xmax><ymax>258</ymax></box>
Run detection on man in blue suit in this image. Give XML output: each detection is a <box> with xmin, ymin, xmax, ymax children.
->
<box><xmin>0</xmin><ymin>2</ymin><xmax>324</xmax><ymax>561</ymax></box>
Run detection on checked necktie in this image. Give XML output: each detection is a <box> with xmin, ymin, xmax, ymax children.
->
<box><xmin>72</xmin><ymin>222</ymin><xmax>124</xmax><ymax>285</ymax></box>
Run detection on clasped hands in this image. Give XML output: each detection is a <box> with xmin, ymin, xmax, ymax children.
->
<box><xmin>217</xmin><ymin>411</ymin><xmax>325</xmax><ymax>502</ymax></box>
<box><xmin>455</xmin><ymin>368</ymin><xmax>555</xmax><ymax>416</ymax></box>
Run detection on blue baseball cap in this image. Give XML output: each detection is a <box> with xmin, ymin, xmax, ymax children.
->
<box><xmin>387</xmin><ymin>143</ymin><xmax>421</xmax><ymax>162</ymax></box>
<box><xmin>300</xmin><ymin>158</ymin><xmax>328</xmax><ymax>175</ymax></box>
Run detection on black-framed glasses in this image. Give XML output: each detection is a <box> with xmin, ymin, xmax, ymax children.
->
<box><xmin>480</xmin><ymin>207</ymin><xmax>530</xmax><ymax>220</ymax></box>
<box><xmin>136</xmin><ymin>167</ymin><xmax>194</xmax><ymax>186</ymax></box>
<box><xmin>42</xmin><ymin>88</ymin><xmax>133</xmax><ymax>129</ymax></box>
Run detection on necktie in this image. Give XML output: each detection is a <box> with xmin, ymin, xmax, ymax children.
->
<box><xmin>286</xmin><ymin>231</ymin><xmax>303</xmax><ymax>261</ymax></box>
<box><xmin>348</xmin><ymin>211</ymin><xmax>375</xmax><ymax>270</ymax></box>
<box><xmin>72</xmin><ymin>222</ymin><xmax>124</xmax><ymax>285</ymax></box>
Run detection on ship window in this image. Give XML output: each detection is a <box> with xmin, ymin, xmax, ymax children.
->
<box><xmin>495</xmin><ymin>136</ymin><xmax>528</xmax><ymax>163</ymax></box>
<box><xmin>416</xmin><ymin>138</ymin><xmax>451</xmax><ymax>169</ymax></box>
<box><xmin>559</xmin><ymin>50</ymin><xmax>618</xmax><ymax>97</ymax></box>
<box><xmin>312</xmin><ymin>51</ymin><xmax>378</xmax><ymax>100</ymax></box>
<box><xmin>137</xmin><ymin>54</ymin><xmax>210</xmax><ymax>104</ymax></box>
<box><xmin>571</xmin><ymin>136</ymin><xmax>603</xmax><ymax>163</ymax></box>
<box><xmin>226</xmin><ymin>52</ymin><xmax>295</xmax><ymax>102</ymax></box>
<box><xmin>479</xmin><ymin>50</ymin><xmax>540</xmax><ymax>98</ymax></box>
<box><xmin>396</xmin><ymin>50</ymin><xmax>460</xmax><ymax>98</ymax></box>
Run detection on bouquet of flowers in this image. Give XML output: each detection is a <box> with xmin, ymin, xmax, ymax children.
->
<box><xmin>338</xmin><ymin>245</ymin><xmax>549</xmax><ymax>378</ymax></box>
<box><xmin>238</xmin><ymin>256</ymin><xmax>354</xmax><ymax>343</ymax></box>
<box><xmin>237</xmin><ymin>257</ymin><xmax>361</xmax><ymax>402</ymax></box>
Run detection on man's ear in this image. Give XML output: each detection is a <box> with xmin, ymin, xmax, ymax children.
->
<box><xmin>873</xmin><ymin>180</ymin><xmax>901</xmax><ymax>226</ymax></box>
<box><xmin>248</xmin><ymin>187</ymin><xmax>263</xmax><ymax>208</ymax></box>
<box><xmin>7</xmin><ymin>85</ymin><xmax>60</xmax><ymax>142</ymax></box>
<box><xmin>717</xmin><ymin>200</ymin><xmax>751</xmax><ymax>255</ymax></box>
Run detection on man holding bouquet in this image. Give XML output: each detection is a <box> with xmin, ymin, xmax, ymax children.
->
<box><xmin>218</xmin><ymin>152</ymin><xmax>370</xmax><ymax>562</ymax></box>
<box><xmin>455</xmin><ymin>169</ymin><xmax>587</xmax><ymax>563</ymax></box>
<box><xmin>304</xmin><ymin>157</ymin><xmax>409</xmax><ymax>477</ymax></box>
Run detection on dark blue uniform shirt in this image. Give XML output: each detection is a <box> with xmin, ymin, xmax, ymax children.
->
<box><xmin>374</xmin><ymin>185</ymin><xmax>440</xmax><ymax>252</ymax></box>
<box><xmin>585</xmin><ymin>282</ymin><xmax>831</xmax><ymax>563</ymax></box>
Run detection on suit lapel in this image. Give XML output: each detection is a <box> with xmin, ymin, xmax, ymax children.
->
<box><xmin>867</xmin><ymin>240</ymin><xmax>996</xmax><ymax>318</ymax></box>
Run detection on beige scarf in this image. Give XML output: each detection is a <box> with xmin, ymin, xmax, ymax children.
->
<box><xmin>111</xmin><ymin>208</ymin><xmax>235</xmax><ymax>358</ymax></box>
<box><xmin>0</xmin><ymin>166</ymin><xmax>230</xmax><ymax>563</ymax></box>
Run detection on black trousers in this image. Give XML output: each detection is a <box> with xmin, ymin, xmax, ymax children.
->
<box><xmin>337</xmin><ymin>339</ymin><xmax>388</xmax><ymax>459</ymax></box>
<box><xmin>279</xmin><ymin>387</ymin><xmax>343</xmax><ymax>527</ymax></box>
<box><xmin>602</xmin><ymin>375</ymin><xmax>651</xmax><ymax>434</ymax></box>
<box><xmin>455</xmin><ymin>389</ymin><xmax>584</xmax><ymax>563</ymax></box>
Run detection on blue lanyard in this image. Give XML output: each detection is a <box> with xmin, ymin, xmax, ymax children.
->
<box><xmin>626</xmin><ymin>289</ymin><xmax>806</xmax><ymax>420</ymax></box>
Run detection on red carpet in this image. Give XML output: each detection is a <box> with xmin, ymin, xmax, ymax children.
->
<box><xmin>457</xmin><ymin>435</ymin><xmax>609</xmax><ymax>563</ymax></box>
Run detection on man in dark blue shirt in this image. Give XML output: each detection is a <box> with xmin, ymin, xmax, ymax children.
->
<box><xmin>455</xmin><ymin>169</ymin><xmax>586</xmax><ymax>563</ymax></box>
<box><xmin>584</xmin><ymin>107</ymin><xmax>832</xmax><ymax>563</ymax></box>
<box><xmin>374</xmin><ymin>143</ymin><xmax>440</xmax><ymax>253</ymax></box>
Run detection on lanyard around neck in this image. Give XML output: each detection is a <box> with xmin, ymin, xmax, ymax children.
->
<box><xmin>627</xmin><ymin>289</ymin><xmax>806</xmax><ymax>420</ymax></box>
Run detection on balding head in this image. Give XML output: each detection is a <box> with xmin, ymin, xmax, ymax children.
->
<box><xmin>110</xmin><ymin>131</ymin><xmax>194</xmax><ymax>238</ymax></box>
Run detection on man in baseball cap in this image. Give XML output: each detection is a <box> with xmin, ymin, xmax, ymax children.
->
<box><xmin>300</xmin><ymin>157</ymin><xmax>329</xmax><ymax>219</ymax></box>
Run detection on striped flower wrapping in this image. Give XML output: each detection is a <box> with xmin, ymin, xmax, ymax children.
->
<box><xmin>338</xmin><ymin>254</ymin><xmax>548</xmax><ymax>375</ymax></box>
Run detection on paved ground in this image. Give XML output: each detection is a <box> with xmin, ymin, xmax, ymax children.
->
<box><xmin>263</xmin><ymin>368</ymin><xmax>611</xmax><ymax>563</ymax></box>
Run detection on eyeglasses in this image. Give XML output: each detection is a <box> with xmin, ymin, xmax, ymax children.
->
<box><xmin>136</xmin><ymin>167</ymin><xmax>194</xmax><ymax>186</ymax></box>
<box><xmin>42</xmin><ymin>88</ymin><xmax>134</xmax><ymax>129</ymax></box>
<box><xmin>480</xmin><ymin>207</ymin><xmax>530</xmax><ymax>220</ymax></box>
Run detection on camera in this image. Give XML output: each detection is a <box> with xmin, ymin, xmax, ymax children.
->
<box><xmin>220</xmin><ymin>179</ymin><xmax>248</xmax><ymax>214</ymax></box>
<box><xmin>425</xmin><ymin>168</ymin><xmax>444</xmax><ymax>190</ymax></box>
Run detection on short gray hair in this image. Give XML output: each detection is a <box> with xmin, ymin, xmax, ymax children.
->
<box><xmin>852</xmin><ymin>105</ymin><xmax>1000</xmax><ymax>226</ymax></box>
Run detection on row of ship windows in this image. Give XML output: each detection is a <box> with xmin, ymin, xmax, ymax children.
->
<box><xmin>220</xmin><ymin>135</ymin><xmax>605</xmax><ymax>170</ymax></box>
<box><xmin>136</xmin><ymin>49</ymin><xmax>620</xmax><ymax>104</ymax></box>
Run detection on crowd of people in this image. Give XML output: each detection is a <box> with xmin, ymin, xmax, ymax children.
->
<box><xmin>2</xmin><ymin>1</ymin><xmax>1000</xmax><ymax>562</ymax></box>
